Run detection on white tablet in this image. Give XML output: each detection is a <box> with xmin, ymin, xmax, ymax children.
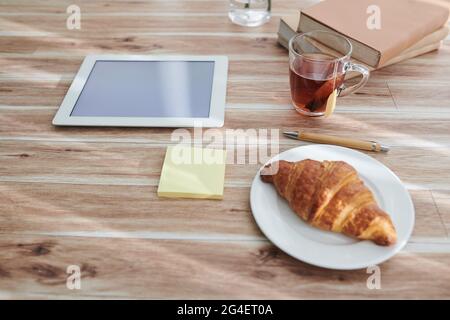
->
<box><xmin>52</xmin><ymin>55</ymin><xmax>228</xmax><ymax>127</ymax></box>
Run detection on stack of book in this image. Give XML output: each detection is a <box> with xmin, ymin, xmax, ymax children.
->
<box><xmin>278</xmin><ymin>0</ymin><xmax>449</xmax><ymax>73</ymax></box>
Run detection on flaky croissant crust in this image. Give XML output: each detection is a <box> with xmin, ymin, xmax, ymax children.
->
<box><xmin>261</xmin><ymin>159</ymin><xmax>397</xmax><ymax>246</ymax></box>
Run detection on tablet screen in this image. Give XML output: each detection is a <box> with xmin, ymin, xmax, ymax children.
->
<box><xmin>70</xmin><ymin>60</ymin><xmax>214</xmax><ymax>118</ymax></box>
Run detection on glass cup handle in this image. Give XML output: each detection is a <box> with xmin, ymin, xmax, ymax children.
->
<box><xmin>338</xmin><ymin>62</ymin><xmax>370</xmax><ymax>97</ymax></box>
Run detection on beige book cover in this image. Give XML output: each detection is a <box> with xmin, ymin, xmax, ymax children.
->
<box><xmin>278</xmin><ymin>15</ymin><xmax>448</xmax><ymax>78</ymax></box>
<box><xmin>279</xmin><ymin>15</ymin><xmax>449</xmax><ymax>56</ymax></box>
<box><xmin>299</xmin><ymin>0</ymin><xmax>449</xmax><ymax>67</ymax></box>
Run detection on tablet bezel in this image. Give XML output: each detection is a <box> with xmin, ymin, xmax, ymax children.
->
<box><xmin>52</xmin><ymin>55</ymin><xmax>228</xmax><ymax>127</ymax></box>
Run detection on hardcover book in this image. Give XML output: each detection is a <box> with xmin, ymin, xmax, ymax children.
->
<box><xmin>298</xmin><ymin>0</ymin><xmax>449</xmax><ymax>67</ymax></box>
<box><xmin>278</xmin><ymin>15</ymin><xmax>448</xmax><ymax>73</ymax></box>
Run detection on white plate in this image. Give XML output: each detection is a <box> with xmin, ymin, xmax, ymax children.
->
<box><xmin>250</xmin><ymin>145</ymin><xmax>415</xmax><ymax>270</ymax></box>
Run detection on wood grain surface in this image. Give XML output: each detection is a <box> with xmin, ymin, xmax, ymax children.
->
<box><xmin>0</xmin><ymin>0</ymin><xmax>450</xmax><ymax>299</ymax></box>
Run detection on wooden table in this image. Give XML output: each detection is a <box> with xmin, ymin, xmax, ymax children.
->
<box><xmin>1</xmin><ymin>0</ymin><xmax>450</xmax><ymax>299</ymax></box>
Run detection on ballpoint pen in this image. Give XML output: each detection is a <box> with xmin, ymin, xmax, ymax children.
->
<box><xmin>283</xmin><ymin>131</ymin><xmax>390</xmax><ymax>153</ymax></box>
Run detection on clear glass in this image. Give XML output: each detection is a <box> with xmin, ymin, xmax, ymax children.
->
<box><xmin>289</xmin><ymin>30</ymin><xmax>370</xmax><ymax>117</ymax></box>
<box><xmin>228</xmin><ymin>0</ymin><xmax>271</xmax><ymax>27</ymax></box>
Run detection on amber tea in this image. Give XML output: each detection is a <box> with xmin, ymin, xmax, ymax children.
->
<box><xmin>288</xmin><ymin>31</ymin><xmax>370</xmax><ymax>117</ymax></box>
<box><xmin>289</xmin><ymin>53</ymin><xmax>344</xmax><ymax>115</ymax></box>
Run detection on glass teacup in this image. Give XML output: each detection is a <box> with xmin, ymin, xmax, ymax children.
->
<box><xmin>289</xmin><ymin>31</ymin><xmax>370</xmax><ymax>117</ymax></box>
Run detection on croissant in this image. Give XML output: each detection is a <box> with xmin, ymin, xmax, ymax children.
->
<box><xmin>260</xmin><ymin>159</ymin><xmax>397</xmax><ymax>246</ymax></box>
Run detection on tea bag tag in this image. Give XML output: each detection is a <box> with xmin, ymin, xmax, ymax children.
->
<box><xmin>324</xmin><ymin>89</ymin><xmax>338</xmax><ymax>117</ymax></box>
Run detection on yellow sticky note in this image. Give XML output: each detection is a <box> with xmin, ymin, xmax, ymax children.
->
<box><xmin>157</xmin><ymin>146</ymin><xmax>227</xmax><ymax>200</ymax></box>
